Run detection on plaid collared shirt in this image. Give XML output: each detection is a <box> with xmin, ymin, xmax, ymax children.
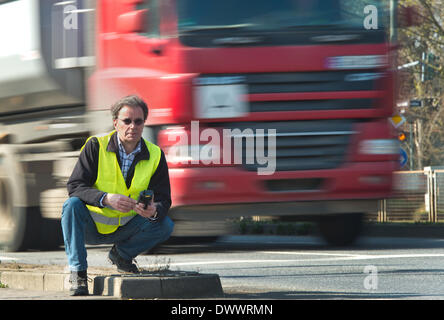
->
<box><xmin>117</xmin><ymin>138</ymin><xmax>142</xmax><ymax>181</ymax></box>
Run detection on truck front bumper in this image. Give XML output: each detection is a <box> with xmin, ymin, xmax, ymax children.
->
<box><xmin>168</xmin><ymin>161</ymin><xmax>396</xmax><ymax>213</ymax></box>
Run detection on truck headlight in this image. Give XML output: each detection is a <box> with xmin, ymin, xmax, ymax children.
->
<box><xmin>326</xmin><ymin>55</ymin><xmax>388</xmax><ymax>70</ymax></box>
<box><xmin>359</xmin><ymin>139</ymin><xmax>399</xmax><ymax>155</ymax></box>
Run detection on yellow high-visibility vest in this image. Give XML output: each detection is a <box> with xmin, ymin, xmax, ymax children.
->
<box><xmin>85</xmin><ymin>131</ymin><xmax>161</xmax><ymax>234</ymax></box>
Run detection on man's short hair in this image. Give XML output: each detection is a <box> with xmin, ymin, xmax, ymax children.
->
<box><xmin>111</xmin><ymin>95</ymin><xmax>149</xmax><ymax>120</ymax></box>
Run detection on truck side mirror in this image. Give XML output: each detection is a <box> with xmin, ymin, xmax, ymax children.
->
<box><xmin>398</xmin><ymin>6</ymin><xmax>421</xmax><ymax>28</ymax></box>
<box><xmin>117</xmin><ymin>9</ymin><xmax>147</xmax><ymax>33</ymax></box>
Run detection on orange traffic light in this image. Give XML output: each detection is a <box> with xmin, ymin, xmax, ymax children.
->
<box><xmin>398</xmin><ymin>132</ymin><xmax>406</xmax><ymax>141</ymax></box>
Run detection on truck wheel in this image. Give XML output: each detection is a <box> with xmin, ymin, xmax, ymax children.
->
<box><xmin>0</xmin><ymin>150</ymin><xmax>27</xmax><ymax>252</ymax></box>
<box><xmin>318</xmin><ymin>213</ymin><xmax>363</xmax><ymax>246</ymax></box>
<box><xmin>0</xmin><ymin>146</ymin><xmax>65</xmax><ymax>251</ymax></box>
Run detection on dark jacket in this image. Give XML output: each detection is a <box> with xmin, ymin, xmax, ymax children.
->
<box><xmin>67</xmin><ymin>131</ymin><xmax>171</xmax><ymax>221</ymax></box>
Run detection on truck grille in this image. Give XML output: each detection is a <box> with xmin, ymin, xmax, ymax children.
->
<box><xmin>200</xmin><ymin>71</ymin><xmax>375</xmax><ymax>171</ymax></box>
<box><xmin>250</xmin><ymin>98</ymin><xmax>374</xmax><ymax>112</ymax></box>
<box><xmin>246</xmin><ymin>71</ymin><xmax>378</xmax><ymax>94</ymax></box>
<box><xmin>221</xmin><ymin>120</ymin><xmax>356</xmax><ymax>172</ymax></box>
<box><xmin>199</xmin><ymin>71</ymin><xmax>382</xmax><ymax>112</ymax></box>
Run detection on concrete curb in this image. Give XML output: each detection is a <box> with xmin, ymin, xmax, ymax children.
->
<box><xmin>0</xmin><ymin>267</ymin><xmax>224</xmax><ymax>299</ymax></box>
<box><xmin>92</xmin><ymin>272</ymin><xmax>224</xmax><ymax>298</ymax></box>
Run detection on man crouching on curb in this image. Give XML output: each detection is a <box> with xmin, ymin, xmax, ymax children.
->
<box><xmin>61</xmin><ymin>95</ymin><xmax>174</xmax><ymax>296</ymax></box>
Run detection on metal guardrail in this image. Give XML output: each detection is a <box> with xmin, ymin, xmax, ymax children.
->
<box><xmin>373</xmin><ymin>167</ymin><xmax>444</xmax><ymax>222</ymax></box>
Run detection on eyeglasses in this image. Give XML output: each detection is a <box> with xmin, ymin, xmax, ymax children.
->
<box><xmin>118</xmin><ymin>118</ymin><xmax>144</xmax><ymax>126</ymax></box>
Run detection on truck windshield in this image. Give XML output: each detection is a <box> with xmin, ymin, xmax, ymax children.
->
<box><xmin>177</xmin><ymin>0</ymin><xmax>387</xmax><ymax>32</ymax></box>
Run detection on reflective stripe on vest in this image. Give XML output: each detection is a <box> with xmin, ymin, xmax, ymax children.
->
<box><xmin>84</xmin><ymin>131</ymin><xmax>161</xmax><ymax>234</ymax></box>
<box><xmin>89</xmin><ymin>210</ymin><xmax>134</xmax><ymax>226</ymax></box>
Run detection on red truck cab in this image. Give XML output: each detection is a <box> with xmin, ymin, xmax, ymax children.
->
<box><xmin>88</xmin><ymin>0</ymin><xmax>399</xmax><ymax>245</ymax></box>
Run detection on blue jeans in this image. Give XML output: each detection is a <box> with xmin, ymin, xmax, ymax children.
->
<box><xmin>61</xmin><ymin>197</ymin><xmax>174</xmax><ymax>271</ymax></box>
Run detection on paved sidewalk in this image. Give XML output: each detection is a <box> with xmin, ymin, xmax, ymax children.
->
<box><xmin>0</xmin><ymin>263</ymin><xmax>223</xmax><ymax>300</ymax></box>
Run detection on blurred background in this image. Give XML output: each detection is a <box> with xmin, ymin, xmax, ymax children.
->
<box><xmin>0</xmin><ymin>0</ymin><xmax>442</xmax><ymax>253</ymax></box>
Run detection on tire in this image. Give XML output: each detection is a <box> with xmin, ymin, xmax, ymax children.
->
<box><xmin>318</xmin><ymin>213</ymin><xmax>363</xmax><ymax>246</ymax></box>
<box><xmin>0</xmin><ymin>148</ymin><xmax>28</xmax><ymax>252</ymax></box>
<box><xmin>0</xmin><ymin>145</ymin><xmax>65</xmax><ymax>251</ymax></box>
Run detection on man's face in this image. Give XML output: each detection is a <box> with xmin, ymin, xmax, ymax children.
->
<box><xmin>113</xmin><ymin>105</ymin><xmax>145</xmax><ymax>146</ymax></box>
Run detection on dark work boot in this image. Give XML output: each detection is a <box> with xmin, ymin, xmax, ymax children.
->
<box><xmin>69</xmin><ymin>270</ymin><xmax>89</xmax><ymax>296</ymax></box>
<box><xmin>108</xmin><ymin>245</ymin><xmax>139</xmax><ymax>274</ymax></box>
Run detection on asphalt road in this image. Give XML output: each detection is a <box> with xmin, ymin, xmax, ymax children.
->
<box><xmin>2</xmin><ymin>235</ymin><xmax>444</xmax><ymax>300</ymax></box>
